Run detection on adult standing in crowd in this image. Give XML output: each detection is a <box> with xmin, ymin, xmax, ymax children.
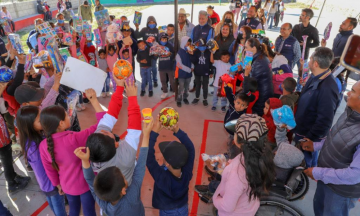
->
<box><xmin>229</xmin><ymin>25</ymin><xmax>251</xmax><ymax>64</ymax></box>
<box><xmin>207</xmin><ymin>5</ymin><xmax>220</xmax><ymax>28</ymax></box>
<box><xmin>213</xmin><ymin>23</ymin><xmax>235</xmax><ymax>60</ymax></box>
<box><xmin>274</xmin><ymin>0</ymin><xmax>281</xmax><ymax>27</ymax></box>
<box><xmin>294</xmin><ymin>47</ymin><xmax>339</xmax><ymax>168</ymax></box>
<box><xmin>214</xmin><ymin>11</ymin><xmax>238</xmax><ymax>38</ymax></box>
<box><xmin>1</xmin><ymin>6</ymin><xmax>15</xmax><ymax>32</ymax></box>
<box><xmin>291</xmin><ymin>8</ymin><xmax>319</xmax><ymax>90</ymax></box>
<box><xmin>80</xmin><ymin>1</ymin><xmax>93</xmax><ymax>23</ymax></box>
<box><xmin>36</xmin><ymin>0</ymin><xmax>48</xmax><ymax>21</ymax></box>
<box><xmin>95</xmin><ymin>0</ymin><xmax>104</xmax><ymax>12</ymax></box>
<box><xmin>302</xmin><ymin>80</ymin><xmax>360</xmax><ymax>216</ymax></box>
<box><xmin>177</xmin><ymin>8</ymin><xmax>195</xmax><ymax>43</ymax></box>
<box><xmin>263</xmin><ymin>0</ymin><xmax>271</xmax><ymax>17</ymax></box>
<box><xmin>244</xmin><ymin>38</ymin><xmax>273</xmax><ymax>116</ymax></box>
<box><xmin>238</xmin><ymin>6</ymin><xmax>263</xmax><ymax>30</ymax></box>
<box><xmin>274</xmin><ymin>23</ymin><xmax>301</xmax><ymax>68</ymax></box>
<box><xmin>321</xmin><ymin>17</ymin><xmax>357</xmax><ymax>57</ymax></box>
<box><xmin>267</xmin><ymin>1</ymin><xmax>277</xmax><ymax>29</ymax></box>
<box><xmin>189</xmin><ymin>10</ymin><xmax>214</xmax><ymax>93</ymax></box>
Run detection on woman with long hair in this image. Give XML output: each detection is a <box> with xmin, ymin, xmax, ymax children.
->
<box><xmin>244</xmin><ymin>37</ymin><xmax>273</xmax><ymax>116</ymax></box>
<box><xmin>228</xmin><ymin>25</ymin><xmax>252</xmax><ymax>65</ymax></box>
<box><xmin>214</xmin><ymin>11</ymin><xmax>238</xmax><ymax>38</ymax></box>
<box><xmin>213</xmin><ymin>23</ymin><xmax>235</xmax><ymax>60</ymax></box>
<box><xmin>263</xmin><ymin>0</ymin><xmax>272</xmax><ymax>17</ymax></box>
<box><xmin>267</xmin><ymin>0</ymin><xmax>277</xmax><ymax>29</ymax></box>
<box><xmin>213</xmin><ymin>114</ymin><xmax>275</xmax><ymax>215</ymax></box>
<box><xmin>257</xmin><ymin>8</ymin><xmax>267</xmax><ymax>27</ymax></box>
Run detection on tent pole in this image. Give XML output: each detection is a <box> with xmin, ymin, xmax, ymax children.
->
<box><xmin>315</xmin><ymin>0</ymin><xmax>326</xmax><ymax>28</ymax></box>
<box><xmin>191</xmin><ymin>0</ymin><xmax>194</xmax><ymax>23</ymax></box>
<box><xmin>174</xmin><ymin>0</ymin><xmax>179</xmax><ymax>101</ymax></box>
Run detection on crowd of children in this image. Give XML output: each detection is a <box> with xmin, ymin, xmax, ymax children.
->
<box><xmin>0</xmin><ymin>0</ymin><xmax>355</xmax><ymax>215</ymax></box>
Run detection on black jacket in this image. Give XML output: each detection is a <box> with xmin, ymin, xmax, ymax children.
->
<box><xmin>291</xmin><ymin>23</ymin><xmax>319</xmax><ymax>60</ymax></box>
<box><xmin>250</xmin><ymin>52</ymin><xmax>273</xmax><ymax>116</ymax></box>
<box><xmin>36</xmin><ymin>1</ymin><xmax>44</xmax><ymax>14</ymax></box>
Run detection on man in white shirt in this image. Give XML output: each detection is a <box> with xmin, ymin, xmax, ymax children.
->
<box><xmin>1</xmin><ymin>7</ymin><xmax>15</xmax><ymax>32</ymax></box>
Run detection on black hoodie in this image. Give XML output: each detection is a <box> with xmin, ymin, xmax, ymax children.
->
<box><xmin>134</xmin><ymin>16</ymin><xmax>159</xmax><ymax>44</ymax></box>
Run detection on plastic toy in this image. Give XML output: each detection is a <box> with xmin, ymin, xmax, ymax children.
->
<box><xmin>33</xmin><ymin>50</ymin><xmax>53</xmax><ymax>69</ymax></box>
<box><xmin>106</xmin><ymin>23</ymin><xmax>123</xmax><ymax>44</ymax></box>
<box><xmin>271</xmin><ymin>105</ymin><xmax>296</xmax><ymax>130</ymax></box>
<box><xmin>0</xmin><ymin>66</ymin><xmax>13</xmax><ymax>83</ymax></box>
<box><xmin>133</xmin><ymin>11</ymin><xmax>142</xmax><ymax>25</ymax></box>
<box><xmin>206</xmin><ymin>39</ymin><xmax>219</xmax><ymax>54</ymax></box>
<box><xmin>159</xmin><ymin>107</ymin><xmax>179</xmax><ymax>127</ymax></box>
<box><xmin>94</xmin><ymin>9</ymin><xmax>110</xmax><ymax>31</ymax></box>
<box><xmin>113</xmin><ymin>59</ymin><xmax>133</xmax><ymax>79</ymax></box>
<box><xmin>8</xmin><ymin>34</ymin><xmax>24</xmax><ymax>54</ymax></box>
<box><xmin>230</xmin><ymin>51</ymin><xmax>253</xmax><ymax>72</ymax></box>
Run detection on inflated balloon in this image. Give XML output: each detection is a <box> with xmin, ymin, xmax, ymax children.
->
<box><xmin>113</xmin><ymin>59</ymin><xmax>133</xmax><ymax>80</ymax></box>
<box><xmin>159</xmin><ymin>107</ymin><xmax>179</xmax><ymax>127</ymax></box>
<box><xmin>0</xmin><ymin>66</ymin><xmax>13</xmax><ymax>83</ymax></box>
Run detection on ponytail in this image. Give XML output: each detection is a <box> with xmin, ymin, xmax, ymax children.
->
<box><xmin>40</xmin><ymin>105</ymin><xmax>67</xmax><ymax>172</ymax></box>
<box><xmin>260</xmin><ymin>43</ymin><xmax>269</xmax><ymax>59</ymax></box>
<box><xmin>47</xmin><ymin>134</ymin><xmax>59</xmax><ymax>171</ymax></box>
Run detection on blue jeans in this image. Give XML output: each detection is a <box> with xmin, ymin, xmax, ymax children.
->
<box><xmin>66</xmin><ymin>190</ymin><xmax>96</xmax><ymax>216</ymax></box>
<box><xmin>140</xmin><ymin>67</ymin><xmax>153</xmax><ymax>91</ymax></box>
<box><xmin>159</xmin><ymin>204</ymin><xmax>188</xmax><ymax>216</ymax></box>
<box><xmin>46</xmin><ymin>193</ymin><xmax>67</xmax><ymax>216</ymax></box>
<box><xmin>151</xmin><ymin>58</ymin><xmax>158</xmax><ymax>83</ymax></box>
<box><xmin>212</xmin><ymin>87</ymin><xmax>227</xmax><ymax>107</ymax></box>
<box><xmin>102</xmin><ymin>72</ymin><xmax>110</xmax><ymax>92</ymax></box>
<box><xmin>267</xmin><ymin>13</ymin><xmax>275</xmax><ymax>29</ymax></box>
<box><xmin>294</xmin><ymin>134</ymin><xmax>318</xmax><ymax>168</ymax></box>
<box><xmin>0</xmin><ymin>200</ymin><xmax>12</xmax><ymax>216</ymax></box>
<box><xmin>314</xmin><ymin>181</ymin><xmax>358</xmax><ymax>216</ymax></box>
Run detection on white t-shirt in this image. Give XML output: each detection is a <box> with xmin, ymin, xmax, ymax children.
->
<box><xmin>213</xmin><ymin>60</ymin><xmax>231</xmax><ymax>88</ymax></box>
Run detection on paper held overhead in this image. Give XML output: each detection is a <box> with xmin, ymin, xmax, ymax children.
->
<box><xmin>60</xmin><ymin>57</ymin><xmax>107</xmax><ymax>96</ymax></box>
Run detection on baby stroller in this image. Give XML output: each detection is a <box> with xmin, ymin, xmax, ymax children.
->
<box><xmin>256</xmin><ymin>165</ymin><xmax>309</xmax><ymax>216</ymax></box>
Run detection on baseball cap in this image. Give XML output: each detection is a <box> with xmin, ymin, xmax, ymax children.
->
<box><xmin>159</xmin><ymin>141</ymin><xmax>188</xmax><ymax>169</ymax></box>
<box><xmin>14</xmin><ymin>82</ymin><xmax>45</xmax><ymax>104</ymax></box>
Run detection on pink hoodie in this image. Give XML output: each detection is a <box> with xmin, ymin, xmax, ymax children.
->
<box><xmin>39</xmin><ymin>112</ymin><xmax>105</xmax><ymax>195</ymax></box>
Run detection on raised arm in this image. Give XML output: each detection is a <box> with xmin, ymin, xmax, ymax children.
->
<box><xmin>6</xmin><ymin>53</ymin><xmax>25</xmax><ymax>96</ymax></box>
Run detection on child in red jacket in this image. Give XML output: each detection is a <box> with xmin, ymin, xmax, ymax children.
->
<box><xmin>263</xmin><ymin>98</ymin><xmax>282</xmax><ymax>148</ymax></box>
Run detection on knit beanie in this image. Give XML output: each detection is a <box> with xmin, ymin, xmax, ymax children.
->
<box><xmin>235</xmin><ymin>114</ymin><xmax>268</xmax><ymax>142</ymax></box>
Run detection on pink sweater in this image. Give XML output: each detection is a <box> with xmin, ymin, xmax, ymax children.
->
<box><xmin>213</xmin><ymin>153</ymin><xmax>260</xmax><ymax>216</ymax></box>
<box><xmin>106</xmin><ymin>53</ymin><xmax>118</xmax><ymax>72</ymax></box>
<box><xmin>39</xmin><ymin>112</ymin><xmax>105</xmax><ymax>195</ymax></box>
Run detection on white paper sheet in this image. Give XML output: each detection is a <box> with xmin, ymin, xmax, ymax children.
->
<box><xmin>60</xmin><ymin>57</ymin><xmax>107</xmax><ymax>96</ymax></box>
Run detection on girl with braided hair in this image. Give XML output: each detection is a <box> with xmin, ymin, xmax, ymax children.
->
<box><xmin>213</xmin><ymin>114</ymin><xmax>275</xmax><ymax>215</ymax></box>
<box><xmin>39</xmin><ymin>89</ymin><xmax>104</xmax><ymax>216</ymax></box>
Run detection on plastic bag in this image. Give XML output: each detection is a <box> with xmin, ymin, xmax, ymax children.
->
<box><xmin>271</xmin><ymin>105</ymin><xmax>296</xmax><ymax>130</ymax></box>
<box><xmin>217</xmin><ymin>74</ymin><xmax>235</xmax><ymax>97</ymax></box>
<box><xmin>201</xmin><ymin>153</ymin><xmax>227</xmax><ymax>174</ymax></box>
<box><xmin>66</xmin><ymin>90</ymin><xmax>79</xmax><ymax>127</ymax></box>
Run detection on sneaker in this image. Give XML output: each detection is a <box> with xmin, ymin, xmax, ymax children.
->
<box><xmin>149</xmin><ymin>91</ymin><xmax>153</xmax><ymax>97</ymax></box>
<box><xmin>195</xmin><ymin>185</ymin><xmax>210</xmax><ymax>194</ymax></box>
<box><xmin>221</xmin><ymin>106</ymin><xmax>226</xmax><ymax>113</ymax></box>
<box><xmin>154</xmin><ymin>82</ymin><xmax>158</xmax><ymax>88</ymax></box>
<box><xmin>177</xmin><ymin>102</ymin><xmax>182</xmax><ymax>107</ymax></box>
<box><xmin>203</xmin><ymin>100</ymin><xmax>208</xmax><ymax>107</ymax></box>
<box><xmin>161</xmin><ymin>92</ymin><xmax>168</xmax><ymax>99</ymax></box>
<box><xmin>192</xmin><ymin>98</ymin><xmax>199</xmax><ymax>105</ymax></box>
<box><xmin>140</xmin><ymin>91</ymin><xmax>145</xmax><ymax>97</ymax></box>
<box><xmin>101</xmin><ymin>92</ymin><xmax>106</xmax><ymax>98</ymax></box>
<box><xmin>199</xmin><ymin>193</ymin><xmax>213</xmax><ymax>204</ymax></box>
<box><xmin>8</xmin><ymin>175</ymin><xmax>31</xmax><ymax>194</ymax></box>
<box><xmin>183</xmin><ymin>99</ymin><xmax>189</xmax><ymax>105</ymax></box>
<box><xmin>106</xmin><ymin>92</ymin><xmax>111</xmax><ymax>97</ymax></box>
<box><xmin>83</xmin><ymin>98</ymin><xmax>90</xmax><ymax>104</ymax></box>
<box><xmin>211</xmin><ymin>106</ymin><xmax>216</xmax><ymax>111</ymax></box>
<box><xmin>209</xmin><ymin>83</ymin><xmax>214</xmax><ymax>87</ymax></box>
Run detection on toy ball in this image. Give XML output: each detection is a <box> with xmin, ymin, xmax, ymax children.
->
<box><xmin>113</xmin><ymin>59</ymin><xmax>133</xmax><ymax>79</ymax></box>
<box><xmin>0</xmin><ymin>66</ymin><xmax>13</xmax><ymax>83</ymax></box>
<box><xmin>159</xmin><ymin>107</ymin><xmax>179</xmax><ymax>127</ymax></box>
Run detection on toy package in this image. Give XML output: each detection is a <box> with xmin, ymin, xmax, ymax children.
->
<box><xmin>0</xmin><ymin>18</ymin><xmax>12</xmax><ymax>34</ymax></box>
<box><xmin>146</xmin><ymin>36</ymin><xmax>156</xmax><ymax>44</ymax></box>
<box><xmin>33</xmin><ymin>50</ymin><xmax>53</xmax><ymax>69</ymax></box>
<box><xmin>0</xmin><ymin>66</ymin><xmax>14</xmax><ymax>83</ymax></box>
<box><xmin>217</xmin><ymin>74</ymin><xmax>236</xmax><ymax>97</ymax></box>
<box><xmin>62</xmin><ymin>33</ymin><xmax>73</xmax><ymax>46</ymax></box>
<box><xmin>235</xmin><ymin>44</ymin><xmax>244</xmax><ymax>64</ymax></box>
<box><xmin>149</xmin><ymin>43</ymin><xmax>171</xmax><ymax>56</ymax></box>
<box><xmin>302</xmin><ymin>61</ymin><xmax>310</xmax><ymax>83</ymax></box>
<box><xmin>113</xmin><ymin>19</ymin><xmax>122</xmax><ymax>29</ymax></box>
<box><xmin>73</xmin><ymin>16</ymin><xmax>83</xmax><ymax>33</ymax></box>
<box><xmin>158</xmin><ymin>25</ymin><xmax>167</xmax><ymax>33</ymax></box>
<box><xmin>24</xmin><ymin>54</ymin><xmax>33</xmax><ymax>72</ymax></box>
<box><xmin>106</xmin><ymin>23</ymin><xmax>123</xmax><ymax>44</ymax></box>
<box><xmin>46</xmin><ymin>37</ymin><xmax>64</xmax><ymax>73</ymax></box>
<box><xmin>230</xmin><ymin>51</ymin><xmax>253</xmax><ymax>72</ymax></box>
<box><xmin>59</xmin><ymin>48</ymin><xmax>71</xmax><ymax>62</ymax></box>
<box><xmin>38</xmin><ymin>34</ymin><xmax>52</xmax><ymax>48</ymax></box>
<box><xmin>206</xmin><ymin>39</ymin><xmax>219</xmax><ymax>54</ymax></box>
<box><xmin>271</xmin><ymin>105</ymin><xmax>296</xmax><ymax>130</ymax></box>
<box><xmin>94</xmin><ymin>9</ymin><xmax>110</xmax><ymax>31</ymax></box>
<box><xmin>93</xmin><ymin>28</ymin><xmax>103</xmax><ymax>47</ymax></box>
<box><xmin>201</xmin><ymin>153</ymin><xmax>227</xmax><ymax>174</ymax></box>
<box><xmin>193</xmin><ymin>38</ymin><xmax>206</xmax><ymax>48</ymax></box>
<box><xmin>133</xmin><ymin>11</ymin><xmax>142</xmax><ymax>25</ymax></box>
<box><xmin>8</xmin><ymin>34</ymin><xmax>25</xmax><ymax>54</ymax></box>
<box><xmin>83</xmin><ymin>23</ymin><xmax>92</xmax><ymax>40</ymax></box>
<box><xmin>36</xmin><ymin>22</ymin><xmax>57</xmax><ymax>37</ymax></box>
<box><xmin>66</xmin><ymin>90</ymin><xmax>79</xmax><ymax>126</ymax></box>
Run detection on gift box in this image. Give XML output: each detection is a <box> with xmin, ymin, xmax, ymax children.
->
<box><xmin>46</xmin><ymin>37</ymin><xmax>64</xmax><ymax>73</ymax></box>
<box><xmin>94</xmin><ymin>9</ymin><xmax>110</xmax><ymax>31</ymax></box>
<box><xmin>73</xmin><ymin>16</ymin><xmax>83</xmax><ymax>33</ymax></box>
<box><xmin>8</xmin><ymin>34</ymin><xmax>25</xmax><ymax>54</ymax></box>
<box><xmin>133</xmin><ymin>11</ymin><xmax>142</xmax><ymax>25</ymax></box>
<box><xmin>93</xmin><ymin>28</ymin><xmax>103</xmax><ymax>47</ymax></box>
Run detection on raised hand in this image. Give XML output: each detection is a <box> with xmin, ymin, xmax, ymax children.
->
<box><xmin>85</xmin><ymin>88</ymin><xmax>97</xmax><ymax>101</ymax></box>
<box><xmin>125</xmin><ymin>78</ymin><xmax>137</xmax><ymax>97</ymax></box>
<box><xmin>74</xmin><ymin>147</ymin><xmax>90</xmax><ymax>161</ymax></box>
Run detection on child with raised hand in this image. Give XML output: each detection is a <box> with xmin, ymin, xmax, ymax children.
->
<box><xmin>74</xmin><ymin>117</ymin><xmax>154</xmax><ymax>216</ymax></box>
<box><xmin>39</xmin><ymin>88</ymin><xmax>105</xmax><ymax>216</ymax></box>
<box><xmin>87</xmin><ymin>78</ymin><xmax>142</xmax><ymax>186</ymax></box>
<box><xmin>119</xmin><ymin>47</ymin><xmax>133</xmax><ymax>66</ymax></box>
<box><xmin>147</xmin><ymin>117</ymin><xmax>195</xmax><ymax>215</ymax></box>
<box><xmin>17</xmin><ymin>105</ymin><xmax>67</xmax><ymax>216</ymax></box>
